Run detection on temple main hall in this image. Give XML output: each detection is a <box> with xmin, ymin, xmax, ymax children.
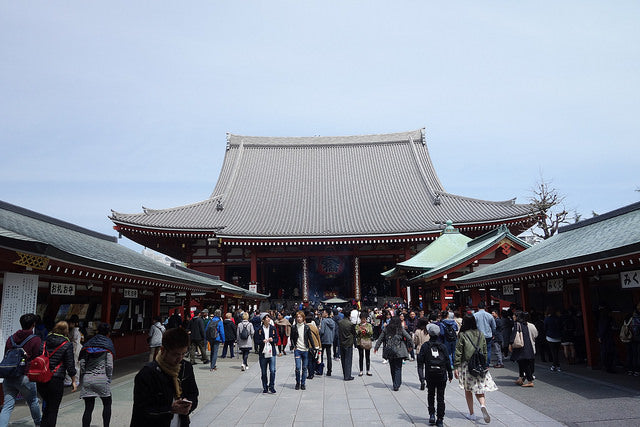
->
<box><xmin>110</xmin><ymin>129</ymin><xmax>535</xmax><ymax>304</ymax></box>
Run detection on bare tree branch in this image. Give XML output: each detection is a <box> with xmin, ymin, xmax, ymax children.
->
<box><xmin>528</xmin><ymin>176</ymin><xmax>569</xmax><ymax>239</ymax></box>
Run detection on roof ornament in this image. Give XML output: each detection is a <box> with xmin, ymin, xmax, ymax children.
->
<box><xmin>434</xmin><ymin>194</ymin><xmax>441</xmax><ymax>205</ymax></box>
<box><xmin>225</xmin><ymin>132</ymin><xmax>231</xmax><ymax>151</ymax></box>
<box><xmin>216</xmin><ymin>199</ymin><xmax>224</xmax><ymax>211</ymax></box>
<box><xmin>420</xmin><ymin>127</ymin><xmax>426</xmax><ymax>145</ymax></box>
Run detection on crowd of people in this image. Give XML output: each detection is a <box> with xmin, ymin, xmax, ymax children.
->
<box><xmin>4</xmin><ymin>300</ymin><xmax>639</xmax><ymax>426</ymax></box>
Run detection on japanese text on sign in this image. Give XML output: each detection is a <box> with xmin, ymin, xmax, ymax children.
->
<box><xmin>621</xmin><ymin>270</ymin><xmax>640</xmax><ymax>289</ymax></box>
<box><xmin>50</xmin><ymin>282</ymin><xmax>76</xmax><ymax>296</ymax></box>
<box><xmin>503</xmin><ymin>284</ymin><xmax>514</xmax><ymax>295</ymax></box>
<box><xmin>547</xmin><ymin>279</ymin><xmax>563</xmax><ymax>293</ymax></box>
<box><xmin>123</xmin><ymin>288</ymin><xmax>138</xmax><ymax>298</ymax></box>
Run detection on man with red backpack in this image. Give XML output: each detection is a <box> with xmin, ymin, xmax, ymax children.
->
<box><xmin>0</xmin><ymin>313</ymin><xmax>42</xmax><ymax>427</ymax></box>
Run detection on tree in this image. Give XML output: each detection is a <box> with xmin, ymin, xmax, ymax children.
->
<box><xmin>528</xmin><ymin>176</ymin><xmax>569</xmax><ymax>239</ymax></box>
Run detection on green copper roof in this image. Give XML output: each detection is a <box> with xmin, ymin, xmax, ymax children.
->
<box><xmin>453</xmin><ymin>201</ymin><xmax>640</xmax><ymax>284</ymax></box>
<box><xmin>409</xmin><ymin>224</ymin><xmax>530</xmax><ymax>283</ymax></box>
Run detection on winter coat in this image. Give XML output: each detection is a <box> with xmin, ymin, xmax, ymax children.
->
<box><xmin>205</xmin><ymin>317</ymin><xmax>225</xmax><ymax>343</ymax></box>
<box><xmin>544</xmin><ymin>315</ymin><xmax>563</xmax><ymax>341</ymax></box>
<box><xmin>254</xmin><ymin>324</ymin><xmax>277</xmax><ymax>356</ymax></box>
<box><xmin>130</xmin><ymin>360</ymin><xmax>198</xmax><ymax>427</ymax></box>
<box><xmin>374</xmin><ymin>327</ymin><xmax>412</xmax><ymax>360</ymax></box>
<box><xmin>338</xmin><ymin>318</ymin><xmax>357</xmax><ymax>348</ymax></box>
<box><xmin>236</xmin><ymin>321</ymin><xmax>255</xmax><ymax>350</ymax></box>
<box><xmin>223</xmin><ymin>319</ymin><xmax>237</xmax><ymax>343</ymax></box>
<box><xmin>319</xmin><ymin>317</ymin><xmax>336</xmax><ymax>345</ymax></box>
<box><xmin>355</xmin><ymin>322</ymin><xmax>373</xmax><ymax>347</ymax></box>
<box><xmin>148</xmin><ymin>322</ymin><xmax>165</xmax><ymax>348</ymax></box>
<box><xmin>79</xmin><ymin>334</ymin><xmax>115</xmax><ymax>398</ymax></box>
<box><xmin>5</xmin><ymin>329</ymin><xmax>41</xmax><ymax>364</ymax></box>
<box><xmin>188</xmin><ymin>316</ymin><xmax>205</xmax><ymax>342</ymax></box>
<box><xmin>289</xmin><ymin>323</ymin><xmax>314</xmax><ymax>351</ymax></box>
<box><xmin>510</xmin><ymin>321</ymin><xmax>538</xmax><ymax>361</ymax></box>
<box><xmin>41</xmin><ymin>333</ymin><xmax>76</xmax><ymax>379</ymax></box>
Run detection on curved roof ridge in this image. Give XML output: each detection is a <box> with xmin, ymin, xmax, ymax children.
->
<box><xmin>437</xmin><ymin>191</ymin><xmax>523</xmax><ymax>206</ymax></box>
<box><xmin>408</xmin><ymin>134</ymin><xmax>438</xmax><ymax>200</ymax></box>
<box><xmin>110</xmin><ymin>198</ymin><xmax>218</xmax><ymax>220</ymax></box>
<box><xmin>227</xmin><ymin>129</ymin><xmax>424</xmax><ymax>147</ymax></box>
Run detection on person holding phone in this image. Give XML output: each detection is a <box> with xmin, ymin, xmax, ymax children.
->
<box><xmin>131</xmin><ymin>327</ymin><xmax>199</xmax><ymax>426</ymax></box>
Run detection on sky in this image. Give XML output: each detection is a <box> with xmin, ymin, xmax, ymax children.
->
<box><xmin>1</xmin><ymin>1</ymin><xmax>639</xmax><ymax>252</ymax></box>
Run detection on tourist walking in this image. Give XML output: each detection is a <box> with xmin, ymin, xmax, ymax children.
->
<box><xmin>355</xmin><ymin>313</ymin><xmax>373</xmax><ymax>376</ymax></box>
<box><xmin>131</xmin><ymin>327</ymin><xmax>198</xmax><ymax>426</ymax></box>
<box><xmin>275</xmin><ymin>312</ymin><xmax>291</xmax><ymax>356</ymax></box>
<box><xmin>37</xmin><ymin>321</ymin><xmax>77</xmax><ymax>427</ymax></box>
<box><xmin>148</xmin><ymin>316</ymin><xmax>165</xmax><ymax>362</ymax></box>
<box><xmin>338</xmin><ymin>314</ymin><xmax>356</xmax><ymax>381</ymax></box>
<box><xmin>454</xmin><ymin>313</ymin><xmax>497</xmax><ymax>423</ymax></box>
<box><xmin>306</xmin><ymin>314</ymin><xmax>322</xmax><ymax>378</ymax></box>
<box><xmin>441</xmin><ymin>311</ymin><xmax>458</xmax><ymax>368</ymax></box>
<box><xmin>188</xmin><ymin>310</ymin><xmax>209</xmax><ymax>365</ymax></box>
<box><xmin>510</xmin><ymin>311</ymin><xmax>538</xmax><ymax>387</ymax></box>
<box><xmin>0</xmin><ymin>313</ymin><xmax>42</xmax><ymax>427</ymax></box>
<box><xmin>255</xmin><ymin>314</ymin><xmax>277</xmax><ymax>393</ymax></box>
<box><xmin>473</xmin><ymin>302</ymin><xmax>496</xmax><ymax>365</ymax></box>
<box><xmin>544</xmin><ymin>308</ymin><xmax>563</xmax><ymax>372</ymax></box>
<box><xmin>221</xmin><ymin>313</ymin><xmax>237</xmax><ymax>358</ymax></box>
<box><xmin>237</xmin><ymin>312</ymin><xmax>255</xmax><ymax>371</ymax></box>
<box><xmin>319</xmin><ymin>308</ymin><xmax>335</xmax><ymax>376</ymax></box>
<box><xmin>79</xmin><ymin>322</ymin><xmax>115</xmax><ymax>427</ymax></box>
<box><xmin>206</xmin><ymin>310</ymin><xmax>225</xmax><ymax>371</ymax></box>
<box><xmin>419</xmin><ymin>323</ymin><xmax>453</xmax><ymax>427</ymax></box>
<box><xmin>491</xmin><ymin>309</ymin><xmax>504</xmax><ymax>368</ymax></box>
<box><xmin>374</xmin><ymin>316</ymin><xmax>412</xmax><ymax>391</ymax></box>
<box><xmin>290</xmin><ymin>311</ymin><xmax>312</xmax><ymax>389</ymax></box>
<box><xmin>413</xmin><ymin>317</ymin><xmax>430</xmax><ymax>390</ymax></box>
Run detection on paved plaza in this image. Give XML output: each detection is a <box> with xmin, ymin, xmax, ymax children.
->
<box><xmin>6</xmin><ymin>348</ymin><xmax>640</xmax><ymax>426</ymax></box>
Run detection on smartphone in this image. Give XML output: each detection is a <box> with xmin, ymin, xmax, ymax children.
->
<box><xmin>179</xmin><ymin>399</ymin><xmax>192</xmax><ymax>405</ymax></box>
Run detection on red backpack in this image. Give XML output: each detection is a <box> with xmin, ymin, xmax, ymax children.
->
<box><xmin>26</xmin><ymin>341</ymin><xmax>67</xmax><ymax>383</ymax></box>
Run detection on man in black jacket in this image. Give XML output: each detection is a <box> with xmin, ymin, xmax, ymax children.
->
<box><xmin>188</xmin><ymin>310</ymin><xmax>208</xmax><ymax>365</ymax></box>
<box><xmin>131</xmin><ymin>327</ymin><xmax>199</xmax><ymax>427</ymax></box>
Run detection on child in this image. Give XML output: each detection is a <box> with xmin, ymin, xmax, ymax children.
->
<box><xmin>418</xmin><ymin>323</ymin><xmax>453</xmax><ymax>426</ymax></box>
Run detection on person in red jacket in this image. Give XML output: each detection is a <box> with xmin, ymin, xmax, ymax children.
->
<box><xmin>0</xmin><ymin>313</ymin><xmax>42</xmax><ymax>427</ymax></box>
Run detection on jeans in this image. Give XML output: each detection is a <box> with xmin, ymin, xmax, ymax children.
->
<box><xmin>221</xmin><ymin>341</ymin><xmax>235</xmax><ymax>358</ymax></box>
<box><xmin>357</xmin><ymin>346</ymin><xmax>370</xmax><ymax>372</ymax></box>
<box><xmin>241</xmin><ymin>348</ymin><xmax>250</xmax><ymax>366</ymax></box>
<box><xmin>259</xmin><ymin>354</ymin><xmax>276</xmax><ymax>390</ymax></box>
<box><xmin>0</xmin><ymin>375</ymin><xmax>41</xmax><ymax>426</ymax></box>
<box><xmin>321</xmin><ymin>344</ymin><xmax>332</xmax><ymax>374</ymax></box>
<box><xmin>485</xmin><ymin>337</ymin><xmax>493</xmax><ymax>364</ymax></box>
<box><xmin>444</xmin><ymin>340</ymin><xmax>456</xmax><ymax>367</ymax></box>
<box><xmin>547</xmin><ymin>340</ymin><xmax>561</xmax><ymax>368</ymax></box>
<box><xmin>294</xmin><ymin>349</ymin><xmax>309</xmax><ymax>385</ymax></box>
<box><xmin>37</xmin><ymin>376</ymin><xmax>65</xmax><ymax>427</ymax></box>
<box><xmin>189</xmin><ymin>339</ymin><xmax>208</xmax><ymax>363</ymax></box>
<box><xmin>209</xmin><ymin>341</ymin><xmax>221</xmax><ymax>369</ymax></box>
<box><xmin>492</xmin><ymin>340</ymin><xmax>503</xmax><ymax>365</ymax></box>
<box><xmin>340</xmin><ymin>345</ymin><xmax>353</xmax><ymax>379</ymax></box>
<box><xmin>427</xmin><ymin>378</ymin><xmax>446</xmax><ymax>419</ymax></box>
<box><xmin>389</xmin><ymin>357</ymin><xmax>403</xmax><ymax>389</ymax></box>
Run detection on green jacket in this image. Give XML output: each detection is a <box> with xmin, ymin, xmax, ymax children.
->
<box><xmin>454</xmin><ymin>329</ymin><xmax>486</xmax><ymax>369</ymax></box>
<box><xmin>355</xmin><ymin>322</ymin><xmax>373</xmax><ymax>346</ymax></box>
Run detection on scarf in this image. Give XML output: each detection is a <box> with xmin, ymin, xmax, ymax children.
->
<box><xmin>80</xmin><ymin>334</ymin><xmax>116</xmax><ymax>357</ymax></box>
<box><xmin>275</xmin><ymin>318</ymin><xmax>291</xmax><ymax>336</ymax></box>
<box><xmin>156</xmin><ymin>350</ymin><xmax>182</xmax><ymax>399</ymax></box>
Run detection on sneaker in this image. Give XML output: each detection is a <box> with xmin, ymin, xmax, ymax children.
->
<box><xmin>295</xmin><ymin>383</ymin><xmax>300</xmax><ymax>390</ymax></box>
<box><xmin>366</xmin><ymin>371</ymin><xmax>372</xmax><ymax>376</ymax></box>
<box><xmin>550</xmin><ymin>366</ymin><xmax>556</xmax><ymax>371</ymax></box>
<box><xmin>627</xmin><ymin>370</ymin><xmax>633</xmax><ymax>376</ymax></box>
<box><xmin>382</xmin><ymin>359</ymin><xmax>388</xmax><ymax>364</ymax></box>
<box><xmin>301</xmin><ymin>384</ymin><xmax>306</xmax><ymax>390</ymax></box>
<box><xmin>429</xmin><ymin>413</ymin><xmax>436</xmax><ymax>425</ymax></box>
<box><xmin>464</xmin><ymin>413</ymin><xmax>476</xmax><ymax>421</ymax></box>
<box><xmin>481</xmin><ymin>406</ymin><xmax>490</xmax><ymax>423</ymax></box>
<box><xmin>359</xmin><ymin>371</ymin><xmax>363</xmax><ymax>376</ymax></box>
<box><xmin>634</xmin><ymin>372</ymin><xmax>640</xmax><ymax>377</ymax></box>
<box><xmin>241</xmin><ymin>364</ymin><xmax>245</xmax><ymax>371</ymax></box>
<box><xmin>269</xmin><ymin>387</ymin><xmax>276</xmax><ymax>394</ymax></box>
<box><xmin>435</xmin><ymin>419</ymin><xmax>443</xmax><ymax>427</ymax></box>
<box><xmin>555</xmin><ymin>367</ymin><xmax>562</xmax><ymax>372</ymax></box>
<box><xmin>410</xmin><ymin>358</ymin><xmax>415</xmax><ymax>362</ymax></box>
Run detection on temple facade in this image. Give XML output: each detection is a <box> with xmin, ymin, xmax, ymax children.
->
<box><xmin>110</xmin><ymin>129</ymin><xmax>535</xmax><ymax>303</ymax></box>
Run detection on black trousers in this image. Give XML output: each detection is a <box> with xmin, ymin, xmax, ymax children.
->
<box><xmin>340</xmin><ymin>345</ymin><xmax>353</xmax><ymax>379</ymax></box>
<box><xmin>548</xmin><ymin>341</ymin><xmax>561</xmax><ymax>368</ymax></box>
<box><xmin>357</xmin><ymin>346</ymin><xmax>370</xmax><ymax>372</ymax></box>
<box><xmin>426</xmin><ymin>378</ymin><xmax>446</xmax><ymax>419</ymax></box>
<box><xmin>389</xmin><ymin>357</ymin><xmax>403</xmax><ymax>389</ymax></box>
<box><xmin>37</xmin><ymin>376</ymin><xmax>65</xmax><ymax>427</ymax></box>
<box><xmin>321</xmin><ymin>344</ymin><xmax>332</xmax><ymax>373</ymax></box>
<box><xmin>518</xmin><ymin>358</ymin><xmax>535</xmax><ymax>382</ymax></box>
<box><xmin>82</xmin><ymin>396</ymin><xmax>112</xmax><ymax>427</ymax></box>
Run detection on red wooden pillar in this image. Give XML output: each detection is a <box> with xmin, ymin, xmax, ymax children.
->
<box><xmin>579</xmin><ymin>273</ymin><xmax>595</xmax><ymax>367</ymax></box>
<box><xmin>152</xmin><ymin>288</ymin><xmax>160</xmax><ymax>318</ymax></box>
<box><xmin>101</xmin><ymin>281</ymin><xmax>112</xmax><ymax>325</ymax></box>
<box><xmin>520</xmin><ymin>282</ymin><xmax>529</xmax><ymax>311</ymax></box>
<box><xmin>250</xmin><ymin>251</ymin><xmax>258</xmax><ymax>284</ymax></box>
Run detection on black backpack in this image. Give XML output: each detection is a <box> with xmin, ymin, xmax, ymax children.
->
<box><xmin>239</xmin><ymin>323</ymin><xmax>250</xmax><ymax>340</ymax></box>
<box><xmin>424</xmin><ymin>342</ymin><xmax>449</xmax><ymax>376</ymax></box>
<box><xmin>0</xmin><ymin>335</ymin><xmax>35</xmax><ymax>378</ymax></box>
<box><xmin>443</xmin><ymin>322</ymin><xmax>457</xmax><ymax>342</ymax></box>
<box><xmin>466</xmin><ymin>333</ymin><xmax>488</xmax><ymax>378</ymax></box>
<box><xmin>206</xmin><ymin>319</ymin><xmax>220</xmax><ymax>341</ymax></box>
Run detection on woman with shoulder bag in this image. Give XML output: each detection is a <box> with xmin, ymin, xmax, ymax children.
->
<box><xmin>79</xmin><ymin>323</ymin><xmax>115</xmax><ymax>427</ymax></box>
<box><xmin>237</xmin><ymin>312</ymin><xmax>255</xmax><ymax>371</ymax></box>
<box><xmin>356</xmin><ymin>312</ymin><xmax>373</xmax><ymax>377</ymax></box>
<box><xmin>374</xmin><ymin>316</ymin><xmax>412</xmax><ymax>391</ymax></box>
<box><xmin>148</xmin><ymin>316</ymin><xmax>165</xmax><ymax>362</ymax></box>
<box><xmin>510</xmin><ymin>311</ymin><xmax>538</xmax><ymax>387</ymax></box>
<box><xmin>454</xmin><ymin>314</ymin><xmax>497</xmax><ymax>423</ymax></box>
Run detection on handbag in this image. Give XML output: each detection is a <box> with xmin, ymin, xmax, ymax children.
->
<box><xmin>512</xmin><ymin>323</ymin><xmax>524</xmax><ymax>349</ymax></box>
<box><xmin>360</xmin><ymin>337</ymin><xmax>372</xmax><ymax>350</ymax></box>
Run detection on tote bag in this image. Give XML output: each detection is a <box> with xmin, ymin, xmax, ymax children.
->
<box><xmin>512</xmin><ymin>323</ymin><xmax>524</xmax><ymax>349</ymax></box>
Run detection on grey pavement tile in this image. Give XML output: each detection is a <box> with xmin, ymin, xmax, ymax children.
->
<box><xmin>350</xmin><ymin>408</ymin><xmax>383</xmax><ymax>422</ymax></box>
<box><xmin>348</xmin><ymin>398</ymin><xmax>376</xmax><ymax>409</ymax></box>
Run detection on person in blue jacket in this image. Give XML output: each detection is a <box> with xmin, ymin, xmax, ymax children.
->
<box><xmin>205</xmin><ymin>310</ymin><xmax>225</xmax><ymax>371</ymax></box>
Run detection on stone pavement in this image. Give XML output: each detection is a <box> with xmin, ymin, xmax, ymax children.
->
<box><xmin>7</xmin><ymin>347</ymin><xmax>640</xmax><ymax>426</ymax></box>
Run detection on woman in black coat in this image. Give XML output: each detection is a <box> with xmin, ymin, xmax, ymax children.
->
<box><xmin>254</xmin><ymin>314</ymin><xmax>278</xmax><ymax>393</ymax></box>
<box><xmin>510</xmin><ymin>311</ymin><xmax>538</xmax><ymax>387</ymax></box>
<box><xmin>37</xmin><ymin>321</ymin><xmax>77</xmax><ymax>427</ymax></box>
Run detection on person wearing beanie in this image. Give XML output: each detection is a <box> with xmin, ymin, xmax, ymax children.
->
<box><xmin>418</xmin><ymin>323</ymin><xmax>453</xmax><ymax>426</ymax></box>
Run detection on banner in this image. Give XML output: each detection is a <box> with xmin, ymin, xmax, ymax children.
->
<box><xmin>1</xmin><ymin>273</ymin><xmax>39</xmax><ymax>369</ymax></box>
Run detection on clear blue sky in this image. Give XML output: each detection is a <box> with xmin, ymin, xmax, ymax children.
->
<box><xmin>2</xmin><ymin>2</ymin><xmax>639</xmax><ymax>251</ymax></box>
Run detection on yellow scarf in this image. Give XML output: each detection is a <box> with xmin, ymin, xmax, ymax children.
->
<box><xmin>156</xmin><ymin>350</ymin><xmax>182</xmax><ymax>399</ymax></box>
